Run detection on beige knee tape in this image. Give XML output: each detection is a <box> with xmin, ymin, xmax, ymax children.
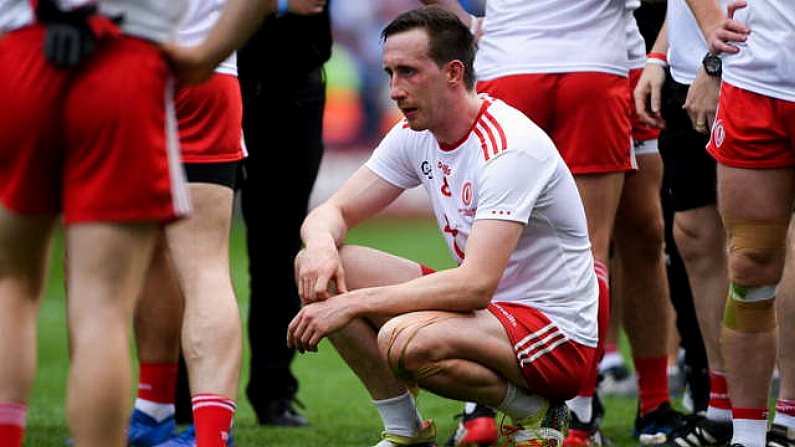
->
<box><xmin>725</xmin><ymin>219</ymin><xmax>788</xmax><ymax>255</ymax></box>
<box><xmin>723</xmin><ymin>295</ymin><xmax>776</xmax><ymax>332</ymax></box>
<box><xmin>384</xmin><ymin>314</ymin><xmax>455</xmax><ymax>382</ymax></box>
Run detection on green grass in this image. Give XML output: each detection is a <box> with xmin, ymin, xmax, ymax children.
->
<box><xmin>26</xmin><ymin>217</ymin><xmax>641</xmax><ymax>446</ymax></box>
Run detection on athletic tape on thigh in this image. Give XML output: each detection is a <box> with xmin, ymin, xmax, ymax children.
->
<box><xmin>384</xmin><ymin>314</ymin><xmax>456</xmax><ymax>382</ymax></box>
<box><xmin>724</xmin><ymin>219</ymin><xmax>788</xmax><ymax>255</ymax></box>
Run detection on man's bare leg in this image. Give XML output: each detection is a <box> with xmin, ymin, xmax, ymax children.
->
<box><xmin>66</xmin><ymin>223</ymin><xmax>158</xmax><ymax>447</ymax></box>
<box><xmin>129</xmin><ymin>237</ymin><xmax>184</xmax><ymax>434</ymax></box>
<box><xmin>614</xmin><ymin>153</ymin><xmax>674</xmax><ymax>419</ymax></box>
<box><xmin>771</xmin><ymin>226</ymin><xmax>795</xmax><ymax>439</ymax></box>
<box><xmin>0</xmin><ymin>207</ymin><xmax>56</xmax><ymax>446</ymax></box>
<box><xmin>718</xmin><ymin>166</ymin><xmax>795</xmax><ymax>447</ymax></box>
<box><xmin>673</xmin><ymin>205</ymin><xmax>731</xmax><ymax>422</ymax></box>
<box><xmin>165</xmin><ymin>183</ymin><xmax>241</xmax><ymax>444</ymax></box>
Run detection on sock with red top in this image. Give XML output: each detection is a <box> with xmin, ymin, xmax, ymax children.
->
<box><xmin>774</xmin><ymin>399</ymin><xmax>795</xmax><ymax>429</ymax></box>
<box><xmin>731</xmin><ymin>408</ymin><xmax>768</xmax><ymax>447</ymax></box>
<box><xmin>192</xmin><ymin>394</ymin><xmax>236</xmax><ymax>447</ymax></box>
<box><xmin>634</xmin><ymin>356</ymin><xmax>669</xmax><ymax>416</ymax></box>
<box><xmin>706</xmin><ymin>371</ymin><xmax>732</xmax><ymax>422</ymax></box>
<box><xmin>135</xmin><ymin>363</ymin><xmax>178</xmax><ymax>421</ymax></box>
<box><xmin>0</xmin><ymin>402</ymin><xmax>26</xmax><ymax>447</ymax></box>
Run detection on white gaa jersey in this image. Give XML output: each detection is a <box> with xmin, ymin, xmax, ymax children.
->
<box><xmin>99</xmin><ymin>0</ymin><xmax>187</xmax><ymax>44</ymax></box>
<box><xmin>667</xmin><ymin>0</ymin><xmax>710</xmax><ymax>84</ymax></box>
<box><xmin>178</xmin><ymin>0</ymin><xmax>236</xmax><ymax>76</ymax></box>
<box><xmin>0</xmin><ymin>0</ymin><xmax>33</xmax><ymax>32</ymax></box>
<box><xmin>475</xmin><ymin>0</ymin><xmax>628</xmax><ymax>80</ymax></box>
<box><xmin>365</xmin><ymin>97</ymin><xmax>599</xmax><ymax>347</ymax></box>
<box><xmin>625</xmin><ymin>0</ymin><xmax>646</xmax><ymax>70</ymax></box>
<box><xmin>722</xmin><ymin>0</ymin><xmax>795</xmax><ymax>102</ymax></box>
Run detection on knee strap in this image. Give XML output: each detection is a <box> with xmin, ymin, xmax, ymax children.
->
<box><xmin>723</xmin><ymin>283</ymin><xmax>777</xmax><ymax>332</ymax></box>
<box><xmin>725</xmin><ymin>219</ymin><xmax>788</xmax><ymax>256</ymax></box>
<box><xmin>384</xmin><ymin>314</ymin><xmax>455</xmax><ymax>381</ymax></box>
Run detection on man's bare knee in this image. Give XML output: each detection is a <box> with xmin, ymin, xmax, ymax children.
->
<box><xmin>378</xmin><ymin>313</ymin><xmax>453</xmax><ymax>381</ymax></box>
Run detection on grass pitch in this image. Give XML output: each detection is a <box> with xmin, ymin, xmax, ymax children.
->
<box><xmin>26</xmin><ymin>217</ymin><xmax>642</xmax><ymax>446</ymax></box>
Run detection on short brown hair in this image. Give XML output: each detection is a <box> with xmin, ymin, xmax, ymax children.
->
<box><xmin>382</xmin><ymin>6</ymin><xmax>477</xmax><ymax>90</ymax></box>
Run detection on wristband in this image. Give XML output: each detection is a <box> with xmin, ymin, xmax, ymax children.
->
<box><xmin>646</xmin><ymin>58</ymin><xmax>668</xmax><ymax>68</ymax></box>
<box><xmin>277</xmin><ymin>0</ymin><xmax>288</xmax><ymax>17</ymax></box>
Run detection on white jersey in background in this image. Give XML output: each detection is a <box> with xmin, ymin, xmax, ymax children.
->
<box><xmin>667</xmin><ymin>0</ymin><xmax>709</xmax><ymax>84</ymax></box>
<box><xmin>625</xmin><ymin>0</ymin><xmax>646</xmax><ymax>70</ymax></box>
<box><xmin>178</xmin><ymin>0</ymin><xmax>236</xmax><ymax>76</ymax></box>
<box><xmin>0</xmin><ymin>0</ymin><xmax>33</xmax><ymax>32</ymax></box>
<box><xmin>475</xmin><ymin>0</ymin><xmax>628</xmax><ymax>80</ymax></box>
<box><xmin>722</xmin><ymin>0</ymin><xmax>795</xmax><ymax>102</ymax></box>
<box><xmin>365</xmin><ymin>96</ymin><xmax>599</xmax><ymax>347</ymax></box>
<box><xmin>100</xmin><ymin>0</ymin><xmax>188</xmax><ymax>44</ymax></box>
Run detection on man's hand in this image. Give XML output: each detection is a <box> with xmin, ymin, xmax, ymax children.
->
<box><xmin>707</xmin><ymin>0</ymin><xmax>750</xmax><ymax>54</ymax></box>
<box><xmin>294</xmin><ymin>246</ymin><xmax>348</xmax><ymax>304</ymax></box>
<box><xmin>634</xmin><ymin>63</ymin><xmax>667</xmax><ymax>128</ymax></box>
<box><xmin>287</xmin><ymin>296</ymin><xmax>356</xmax><ymax>353</ymax></box>
<box><xmin>683</xmin><ymin>67</ymin><xmax>721</xmax><ymax>134</ymax></box>
<box><xmin>287</xmin><ymin>0</ymin><xmax>326</xmax><ymax>15</ymax></box>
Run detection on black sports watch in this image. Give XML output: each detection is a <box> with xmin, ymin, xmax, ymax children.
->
<box><xmin>702</xmin><ymin>53</ymin><xmax>722</xmax><ymax>77</ymax></box>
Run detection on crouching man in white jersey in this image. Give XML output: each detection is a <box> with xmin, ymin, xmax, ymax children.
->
<box><xmin>288</xmin><ymin>7</ymin><xmax>600</xmax><ymax>447</ymax></box>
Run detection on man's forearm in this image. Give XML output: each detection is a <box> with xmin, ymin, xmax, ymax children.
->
<box><xmin>300</xmin><ymin>203</ymin><xmax>349</xmax><ymax>251</ymax></box>
<box><xmin>685</xmin><ymin>0</ymin><xmax>725</xmax><ymax>41</ymax></box>
<box><xmin>347</xmin><ymin>265</ymin><xmax>495</xmax><ymax>319</ymax></box>
<box><xmin>651</xmin><ymin>19</ymin><xmax>669</xmax><ymax>55</ymax></box>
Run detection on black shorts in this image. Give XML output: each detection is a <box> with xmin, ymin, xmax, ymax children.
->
<box><xmin>183</xmin><ymin>161</ymin><xmax>240</xmax><ymax>190</ymax></box>
<box><xmin>658</xmin><ymin>74</ymin><xmax>717</xmax><ymax>212</ymax></box>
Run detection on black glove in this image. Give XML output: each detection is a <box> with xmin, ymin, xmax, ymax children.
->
<box><xmin>36</xmin><ymin>0</ymin><xmax>98</xmax><ymax>68</ymax></box>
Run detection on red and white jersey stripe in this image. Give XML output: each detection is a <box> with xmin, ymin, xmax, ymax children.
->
<box><xmin>366</xmin><ymin>95</ymin><xmax>598</xmax><ymax>347</ymax></box>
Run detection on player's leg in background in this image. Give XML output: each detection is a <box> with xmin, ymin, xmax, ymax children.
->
<box><xmin>165</xmin><ymin>182</ymin><xmax>240</xmax><ymax>447</ymax></box>
<box><xmin>718</xmin><ymin>166</ymin><xmax>794</xmax><ymax>447</ymax></box>
<box><xmin>768</xmin><ymin>223</ymin><xmax>795</xmax><ymax>447</ymax></box>
<box><xmin>128</xmin><ymin>236</ymin><xmax>183</xmax><ymax>446</ymax></box>
<box><xmin>614</xmin><ymin>152</ymin><xmax>681</xmax><ymax>443</ymax></box>
<box><xmin>0</xmin><ymin>209</ymin><xmax>56</xmax><ymax>447</ymax></box>
<box><xmin>66</xmin><ymin>223</ymin><xmax>159</xmax><ymax>447</ymax></box>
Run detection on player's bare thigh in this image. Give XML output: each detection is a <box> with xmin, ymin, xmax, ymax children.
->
<box><xmin>339</xmin><ymin>245</ymin><xmax>427</xmax><ymax>291</ymax></box>
<box><xmin>378</xmin><ymin>309</ymin><xmax>525</xmax><ymax>388</ymax></box>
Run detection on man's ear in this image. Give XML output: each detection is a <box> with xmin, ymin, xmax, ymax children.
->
<box><xmin>446</xmin><ymin>60</ymin><xmax>466</xmax><ymax>86</ymax></box>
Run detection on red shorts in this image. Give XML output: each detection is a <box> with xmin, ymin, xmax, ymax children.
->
<box><xmin>478</xmin><ymin>72</ymin><xmax>633</xmax><ymax>174</ymax></box>
<box><xmin>707</xmin><ymin>82</ymin><xmax>795</xmax><ymax>169</ymax></box>
<box><xmin>176</xmin><ymin>73</ymin><xmax>244</xmax><ymax>163</ymax></box>
<box><xmin>629</xmin><ymin>68</ymin><xmax>662</xmax><ymax>144</ymax></box>
<box><xmin>0</xmin><ymin>25</ymin><xmax>189</xmax><ymax>223</ymax></box>
<box><xmin>488</xmin><ymin>302</ymin><xmax>595</xmax><ymax>401</ymax></box>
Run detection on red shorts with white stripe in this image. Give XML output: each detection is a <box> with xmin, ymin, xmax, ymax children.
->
<box><xmin>487</xmin><ymin>302</ymin><xmax>596</xmax><ymax>401</ymax></box>
<box><xmin>707</xmin><ymin>82</ymin><xmax>795</xmax><ymax>169</ymax></box>
<box><xmin>0</xmin><ymin>25</ymin><xmax>189</xmax><ymax>223</ymax></box>
<box><xmin>629</xmin><ymin>68</ymin><xmax>661</xmax><ymax>145</ymax></box>
<box><xmin>477</xmin><ymin>72</ymin><xmax>633</xmax><ymax>174</ymax></box>
<box><xmin>176</xmin><ymin>73</ymin><xmax>245</xmax><ymax>163</ymax></box>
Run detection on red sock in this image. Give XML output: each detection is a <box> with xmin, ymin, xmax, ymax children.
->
<box><xmin>605</xmin><ymin>343</ymin><xmax>619</xmax><ymax>355</ymax></box>
<box><xmin>708</xmin><ymin>371</ymin><xmax>731</xmax><ymax>411</ymax></box>
<box><xmin>634</xmin><ymin>356</ymin><xmax>669</xmax><ymax>416</ymax></box>
<box><xmin>0</xmin><ymin>402</ymin><xmax>26</xmax><ymax>447</ymax></box>
<box><xmin>192</xmin><ymin>394</ymin><xmax>236</xmax><ymax>447</ymax></box>
<box><xmin>138</xmin><ymin>363</ymin><xmax>178</xmax><ymax>404</ymax></box>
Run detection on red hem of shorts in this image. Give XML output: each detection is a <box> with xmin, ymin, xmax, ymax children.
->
<box><xmin>64</xmin><ymin>209</ymin><xmax>182</xmax><ymax>225</ymax></box>
<box><xmin>707</xmin><ymin>146</ymin><xmax>795</xmax><ymax>169</ymax></box>
<box><xmin>180</xmin><ymin>154</ymin><xmax>245</xmax><ymax>164</ymax></box>
<box><xmin>569</xmin><ymin>164</ymin><xmax>634</xmax><ymax>175</ymax></box>
<box><xmin>0</xmin><ymin>197</ymin><xmax>56</xmax><ymax>216</ymax></box>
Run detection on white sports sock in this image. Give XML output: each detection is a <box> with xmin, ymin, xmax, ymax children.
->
<box><xmin>373</xmin><ymin>392</ymin><xmax>422</xmax><ymax>437</ymax></box>
<box><xmin>464</xmin><ymin>402</ymin><xmax>477</xmax><ymax>414</ymax></box>
<box><xmin>774</xmin><ymin>413</ymin><xmax>795</xmax><ymax>430</ymax></box>
<box><xmin>134</xmin><ymin>398</ymin><xmax>175</xmax><ymax>423</ymax></box>
<box><xmin>566</xmin><ymin>395</ymin><xmax>593</xmax><ymax>424</ymax></box>
<box><xmin>498</xmin><ymin>382</ymin><xmax>547</xmax><ymax>422</ymax></box>
<box><xmin>732</xmin><ymin>419</ymin><xmax>768</xmax><ymax>447</ymax></box>
<box><xmin>599</xmin><ymin>352</ymin><xmax>624</xmax><ymax>372</ymax></box>
<box><xmin>706</xmin><ymin>406</ymin><xmax>732</xmax><ymax>423</ymax></box>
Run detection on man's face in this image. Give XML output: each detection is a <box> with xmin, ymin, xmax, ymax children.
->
<box><xmin>383</xmin><ymin>28</ymin><xmax>448</xmax><ymax>131</ymax></box>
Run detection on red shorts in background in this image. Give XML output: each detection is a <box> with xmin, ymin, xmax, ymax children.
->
<box><xmin>478</xmin><ymin>72</ymin><xmax>633</xmax><ymax>174</ymax></box>
<box><xmin>0</xmin><ymin>25</ymin><xmax>189</xmax><ymax>223</ymax></box>
<box><xmin>707</xmin><ymin>82</ymin><xmax>795</xmax><ymax>169</ymax></box>
<box><xmin>488</xmin><ymin>302</ymin><xmax>595</xmax><ymax>401</ymax></box>
<box><xmin>176</xmin><ymin>73</ymin><xmax>245</xmax><ymax>163</ymax></box>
